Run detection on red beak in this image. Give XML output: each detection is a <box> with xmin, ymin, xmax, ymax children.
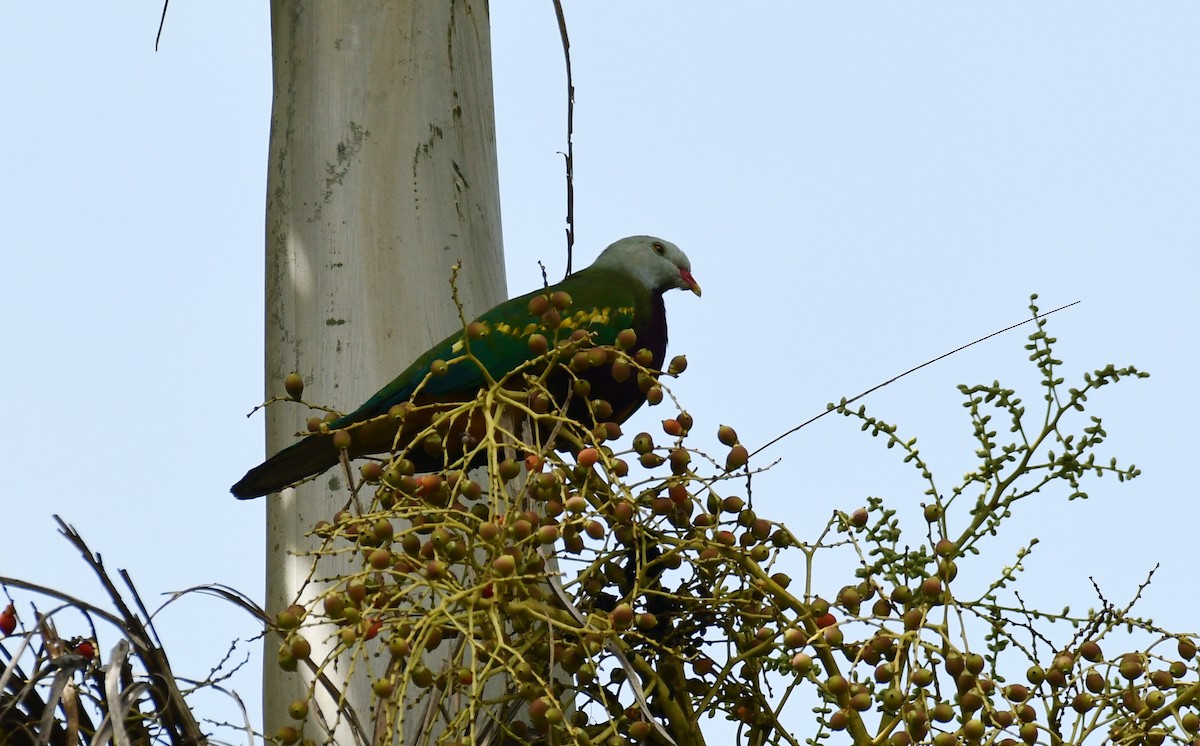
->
<box><xmin>680</xmin><ymin>268</ymin><xmax>702</xmax><ymax>297</ymax></box>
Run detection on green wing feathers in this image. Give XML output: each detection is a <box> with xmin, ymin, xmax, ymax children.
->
<box><xmin>332</xmin><ymin>267</ymin><xmax>643</xmax><ymax>428</ymax></box>
<box><xmin>231</xmin><ymin>267</ymin><xmax>646</xmax><ymax>498</ymax></box>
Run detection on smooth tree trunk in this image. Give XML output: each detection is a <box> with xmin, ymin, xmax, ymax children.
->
<box><xmin>263</xmin><ymin>2</ymin><xmax>505</xmax><ymax>742</ymax></box>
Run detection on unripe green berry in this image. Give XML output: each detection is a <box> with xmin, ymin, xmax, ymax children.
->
<box><xmin>284</xmin><ymin>373</ymin><xmax>304</xmax><ymax>400</ymax></box>
<box><xmin>1119</xmin><ymin>653</ymin><xmax>1143</xmax><ymax>681</ymax></box>
<box><xmin>725</xmin><ymin>444</ymin><xmax>749</xmax><ymax>471</ymax></box>
<box><xmin>1072</xmin><ymin>692</ymin><xmax>1094</xmax><ymax>713</ymax></box>
<box><xmin>528</xmin><ymin>295</ymin><xmax>549</xmax><ymax>316</ymax></box>
<box><xmin>550</xmin><ymin>290</ymin><xmax>572</xmax><ymax>310</ymax></box>
<box><xmin>332</xmin><ymin>429</ymin><xmax>351</xmax><ymax>451</ymax></box>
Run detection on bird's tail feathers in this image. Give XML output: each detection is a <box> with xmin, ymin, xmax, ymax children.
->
<box><xmin>230</xmin><ymin>435</ymin><xmax>339</xmax><ymax>499</ymax></box>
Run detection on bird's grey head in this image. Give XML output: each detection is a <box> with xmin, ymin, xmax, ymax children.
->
<box><xmin>591</xmin><ymin>235</ymin><xmax>701</xmax><ymax>297</ymax></box>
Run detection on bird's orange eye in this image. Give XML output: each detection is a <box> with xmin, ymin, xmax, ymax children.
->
<box><xmin>652</xmin><ymin>242</ymin><xmax>665</xmax><ymax>255</ymax></box>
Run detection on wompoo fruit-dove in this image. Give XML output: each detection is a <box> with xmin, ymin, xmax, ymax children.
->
<box><xmin>232</xmin><ymin>236</ymin><xmax>699</xmax><ymax>498</ymax></box>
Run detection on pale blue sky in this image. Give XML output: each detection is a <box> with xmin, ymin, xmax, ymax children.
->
<box><xmin>3</xmin><ymin>2</ymin><xmax>1197</xmax><ymax>739</ymax></box>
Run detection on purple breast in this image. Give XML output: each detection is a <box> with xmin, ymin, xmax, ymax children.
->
<box><xmin>577</xmin><ymin>292</ymin><xmax>668</xmax><ymax>426</ymax></box>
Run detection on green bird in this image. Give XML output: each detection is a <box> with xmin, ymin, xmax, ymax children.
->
<box><xmin>231</xmin><ymin>236</ymin><xmax>701</xmax><ymax>499</ymax></box>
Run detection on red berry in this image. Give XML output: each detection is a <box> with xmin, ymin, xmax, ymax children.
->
<box><xmin>577</xmin><ymin>448</ymin><xmax>600</xmax><ymax>468</ymax></box>
<box><xmin>363</xmin><ymin>617</ymin><xmax>383</xmax><ymax>640</ymax></box>
<box><xmin>528</xmin><ymin>295</ymin><xmax>549</xmax><ymax>316</ymax></box>
<box><xmin>1</xmin><ymin>605</ymin><xmax>18</xmax><ymax>636</ymax></box>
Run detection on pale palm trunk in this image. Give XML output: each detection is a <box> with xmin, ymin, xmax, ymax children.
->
<box><xmin>262</xmin><ymin>3</ymin><xmax>504</xmax><ymax>742</ymax></box>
